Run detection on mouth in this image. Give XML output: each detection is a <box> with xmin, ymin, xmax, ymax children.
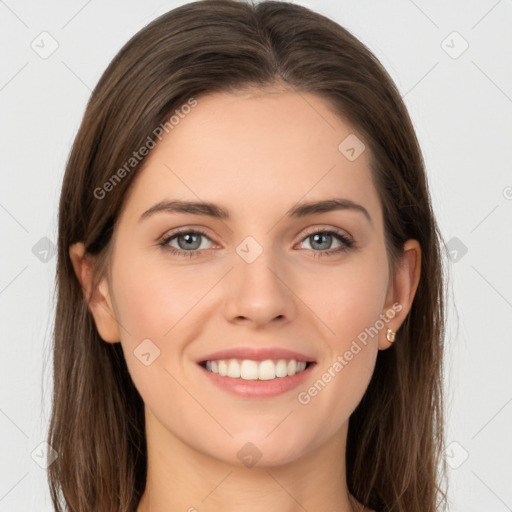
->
<box><xmin>198</xmin><ymin>358</ymin><xmax>314</xmax><ymax>380</ymax></box>
<box><xmin>196</xmin><ymin>347</ymin><xmax>317</xmax><ymax>398</ymax></box>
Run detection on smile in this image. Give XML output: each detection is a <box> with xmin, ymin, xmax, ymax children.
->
<box><xmin>197</xmin><ymin>359</ymin><xmax>316</xmax><ymax>398</ymax></box>
<box><xmin>201</xmin><ymin>358</ymin><xmax>310</xmax><ymax>380</ymax></box>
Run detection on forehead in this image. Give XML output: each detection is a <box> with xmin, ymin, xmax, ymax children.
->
<box><xmin>120</xmin><ymin>88</ymin><xmax>382</xmax><ymax>229</ymax></box>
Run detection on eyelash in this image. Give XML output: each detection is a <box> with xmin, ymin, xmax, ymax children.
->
<box><xmin>158</xmin><ymin>227</ymin><xmax>354</xmax><ymax>259</ymax></box>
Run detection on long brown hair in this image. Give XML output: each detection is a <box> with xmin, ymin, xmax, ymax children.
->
<box><xmin>48</xmin><ymin>1</ymin><xmax>448</xmax><ymax>510</ymax></box>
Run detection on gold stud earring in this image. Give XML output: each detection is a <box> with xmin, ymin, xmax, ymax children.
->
<box><xmin>386</xmin><ymin>328</ymin><xmax>396</xmax><ymax>343</ymax></box>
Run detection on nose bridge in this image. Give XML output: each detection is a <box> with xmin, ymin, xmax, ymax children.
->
<box><xmin>223</xmin><ymin>234</ymin><xmax>295</xmax><ymax>325</ymax></box>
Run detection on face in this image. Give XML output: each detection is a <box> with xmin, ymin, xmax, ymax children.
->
<box><xmin>85</xmin><ymin>87</ymin><xmax>409</xmax><ymax>467</ymax></box>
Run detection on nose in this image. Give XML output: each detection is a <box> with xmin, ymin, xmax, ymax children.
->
<box><xmin>223</xmin><ymin>248</ymin><xmax>297</xmax><ymax>328</ymax></box>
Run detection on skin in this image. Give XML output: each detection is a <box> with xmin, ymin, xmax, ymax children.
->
<box><xmin>70</xmin><ymin>86</ymin><xmax>421</xmax><ymax>512</ymax></box>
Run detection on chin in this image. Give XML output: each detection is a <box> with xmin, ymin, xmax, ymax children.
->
<box><xmin>224</xmin><ymin>430</ymin><xmax>318</xmax><ymax>469</ymax></box>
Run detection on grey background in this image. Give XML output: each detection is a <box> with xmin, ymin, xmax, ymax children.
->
<box><xmin>1</xmin><ymin>0</ymin><xmax>511</xmax><ymax>510</ymax></box>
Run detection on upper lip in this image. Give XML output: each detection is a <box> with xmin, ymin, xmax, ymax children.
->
<box><xmin>198</xmin><ymin>346</ymin><xmax>316</xmax><ymax>363</ymax></box>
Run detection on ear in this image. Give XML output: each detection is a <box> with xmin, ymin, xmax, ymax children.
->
<box><xmin>378</xmin><ymin>239</ymin><xmax>421</xmax><ymax>350</ymax></box>
<box><xmin>69</xmin><ymin>242</ymin><xmax>121</xmax><ymax>343</ymax></box>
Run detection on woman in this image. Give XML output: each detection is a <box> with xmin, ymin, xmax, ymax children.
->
<box><xmin>48</xmin><ymin>1</ymin><xmax>448</xmax><ymax>511</ymax></box>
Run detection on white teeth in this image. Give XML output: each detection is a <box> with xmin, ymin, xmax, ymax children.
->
<box><xmin>218</xmin><ymin>360</ymin><xmax>228</xmax><ymax>376</ymax></box>
<box><xmin>227</xmin><ymin>359</ymin><xmax>240</xmax><ymax>378</ymax></box>
<box><xmin>241</xmin><ymin>360</ymin><xmax>259</xmax><ymax>380</ymax></box>
<box><xmin>203</xmin><ymin>358</ymin><xmax>309</xmax><ymax>380</ymax></box>
<box><xmin>258</xmin><ymin>360</ymin><xmax>275</xmax><ymax>380</ymax></box>
<box><xmin>275</xmin><ymin>359</ymin><xmax>288</xmax><ymax>377</ymax></box>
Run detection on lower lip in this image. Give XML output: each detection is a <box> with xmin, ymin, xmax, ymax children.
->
<box><xmin>197</xmin><ymin>362</ymin><xmax>316</xmax><ymax>398</ymax></box>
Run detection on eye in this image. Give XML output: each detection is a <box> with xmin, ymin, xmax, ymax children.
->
<box><xmin>159</xmin><ymin>228</ymin><xmax>215</xmax><ymax>258</ymax></box>
<box><xmin>158</xmin><ymin>226</ymin><xmax>354</xmax><ymax>259</ymax></box>
<box><xmin>297</xmin><ymin>228</ymin><xmax>354</xmax><ymax>258</ymax></box>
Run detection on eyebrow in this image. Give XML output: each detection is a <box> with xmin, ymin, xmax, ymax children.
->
<box><xmin>139</xmin><ymin>198</ymin><xmax>373</xmax><ymax>226</ymax></box>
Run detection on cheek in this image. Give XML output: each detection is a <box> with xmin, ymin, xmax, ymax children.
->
<box><xmin>297</xmin><ymin>253</ymin><xmax>389</xmax><ymax>348</ymax></box>
<box><xmin>110</xmin><ymin>257</ymin><xmax>199</xmax><ymax>418</ymax></box>
<box><xmin>110</xmin><ymin>250</ymin><xmax>208</xmax><ymax>341</ymax></box>
<box><xmin>109</xmin><ymin>252</ymin><xmax>221</xmax><ymax>391</ymax></box>
<box><xmin>291</xmin><ymin>254</ymin><xmax>387</xmax><ymax>421</ymax></box>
